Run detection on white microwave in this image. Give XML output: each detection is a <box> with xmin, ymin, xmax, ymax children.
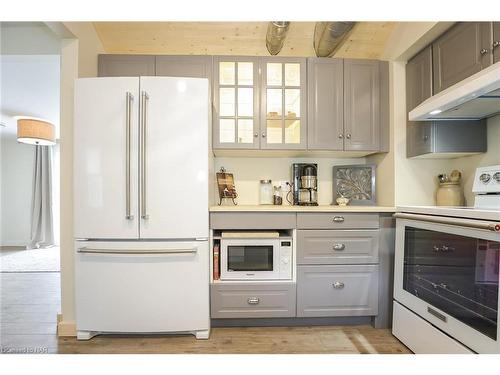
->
<box><xmin>220</xmin><ymin>238</ymin><xmax>292</xmax><ymax>281</ymax></box>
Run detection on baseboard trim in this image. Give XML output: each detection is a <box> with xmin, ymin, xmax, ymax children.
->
<box><xmin>211</xmin><ymin>316</ymin><xmax>372</xmax><ymax>327</ymax></box>
<box><xmin>57</xmin><ymin>317</ymin><xmax>77</xmax><ymax>337</ymax></box>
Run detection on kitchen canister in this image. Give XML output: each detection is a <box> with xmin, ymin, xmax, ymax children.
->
<box><xmin>436</xmin><ymin>182</ymin><xmax>464</xmax><ymax>206</ymax></box>
<box><xmin>259</xmin><ymin>180</ymin><xmax>274</xmax><ymax>205</ymax></box>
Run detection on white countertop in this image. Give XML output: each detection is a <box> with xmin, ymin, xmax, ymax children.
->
<box><xmin>397</xmin><ymin>205</ymin><xmax>500</xmax><ymax>221</ymax></box>
<box><xmin>210</xmin><ymin>205</ymin><xmax>396</xmax><ymax>213</ymax></box>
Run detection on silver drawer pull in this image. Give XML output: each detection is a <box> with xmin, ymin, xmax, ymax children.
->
<box><xmin>247</xmin><ymin>297</ymin><xmax>260</xmax><ymax>305</ymax></box>
<box><xmin>332</xmin><ymin>282</ymin><xmax>344</xmax><ymax>289</ymax></box>
<box><xmin>332</xmin><ymin>216</ymin><xmax>345</xmax><ymax>223</ymax></box>
<box><xmin>427</xmin><ymin>306</ymin><xmax>447</xmax><ymax>323</ymax></box>
<box><xmin>333</xmin><ymin>243</ymin><xmax>345</xmax><ymax>251</ymax></box>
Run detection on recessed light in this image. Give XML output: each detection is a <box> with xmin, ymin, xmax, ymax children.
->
<box><xmin>429</xmin><ymin>109</ymin><xmax>442</xmax><ymax>115</ymax></box>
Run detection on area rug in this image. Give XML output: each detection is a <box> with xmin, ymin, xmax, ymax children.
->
<box><xmin>0</xmin><ymin>247</ymin><xmax>60</xmax><ymax>272</ymax></box>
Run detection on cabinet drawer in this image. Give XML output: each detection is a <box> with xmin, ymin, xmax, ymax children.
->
<box><xmin>297</xmin><ymin>213</ymin><xmax>379</xmax><ymax>229</ymax></box>
<box><xmin>297</xmin><ymin>230</ymin><xmax>379</xmax><ymax>265</ymax></box>
<box><xmin>297</xmin><ymin>265</ymin><xmax>378</xmax><ymax>317</ymax></box>
<box><xmin>210</xmin><ymin>212</ymin><xmax>296</xmax><ymax>230</ymax></box>
<box><xmin>210</xmin><ymin>283</ymin><xmax>296</xmax><ymax>318</ymax></box>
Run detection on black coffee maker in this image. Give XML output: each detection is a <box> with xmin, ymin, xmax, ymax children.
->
<box><xmin>291</xmin><ymin>163</ymin><xmax>318</xmax><ymax>206</ymax></box>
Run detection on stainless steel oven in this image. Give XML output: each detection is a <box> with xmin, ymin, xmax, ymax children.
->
<box><xmin>394</xmin><ymin>213</ymin><xmax>500</xmax><ymax>353</ymax></box>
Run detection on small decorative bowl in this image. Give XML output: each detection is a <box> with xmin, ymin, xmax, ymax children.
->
<box><xmin>336</xmin><ymin>197</ymin><xmax>350</xmax><ymax>206</ymax></box>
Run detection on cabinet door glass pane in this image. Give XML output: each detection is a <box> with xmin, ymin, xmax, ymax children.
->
<box><xmin>219</xmin><ymin>62</ymin><xmax>235</xmax><ymax>85</ymax></box>
<box><xmin>267</xmin><ymin>119</ymin><xmax>282</xmax><ymax>144</ymax></box>
<box><xmin>219</xmin><ymin>88</ymin><xmax>235</xmax><ymax>116</ymax></box>
<box><xmin>237</xmin><ymin>119</ymin><xmax>253</xmax><ymax>144</ymax></box>
<box><xmin>267</xmin><ymin>63</ymin><xmax>282</xmax><ymax>86</ymax></box>
<box><xmin>267</xmin><ymin>89</ymin><xmax>282</xmax><ymax>117</ymax></box>
<box><xmin>285</xmin><ymin>63</ymin><xmax>300</xmax><ymax>86</ymax></box>
<box><xmin>285</xmin><ymin>89</ymin><xmax>300</xmax><ymax>118</ymax></box>
<box><xmin>238</xmin><ymin>62</ymin><xmax>253</xmax><ymax>85</ymax></box>
<box><xmin>238</xmin><ymin>88</ymin><xmax>253</xmax><ymax>117</ymax></box>
<box><xmin>404</xmin><ymin>227</ymin><xmax>499</xmax><ymax>340</ymax></box>
<box><xmin>219</xmin><ymin>119</ymin><xmax>235</xmax><ymax>143</ymax></box>
<box><xmin>285</xmin><ymin>119</ymin><xmax>300</xmax><ymax>144</ymax></box>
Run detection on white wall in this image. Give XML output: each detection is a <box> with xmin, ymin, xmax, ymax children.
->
<box><xmin>0</xmin><ymin>133</ymin><xmax>34</xmax><ymax>246</ymax></box>
<box><xmin>1</xmin><ymin>22</ymin><xmax>61</xmax><ymax>55</ymax></box>
<box><xmin>214</xmin><ymin>157</ymin><xmax>367</xmax><ymax>206</ymax></box>
<box><xmin>0</xmin><ymin>24</ymin><xmax>61</xmax><ymax>247</ymax></box>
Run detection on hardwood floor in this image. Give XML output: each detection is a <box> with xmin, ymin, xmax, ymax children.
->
<box><xmin>1</xmin><ymin>272</ymin><xmax>411</xmax><ymax>354</ymax></box>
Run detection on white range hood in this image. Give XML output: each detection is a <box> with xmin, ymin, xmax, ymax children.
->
<box><xmin>409</xmin><ymin>61</ymin><xmax>500</xmax><ymax>121</ymax></box>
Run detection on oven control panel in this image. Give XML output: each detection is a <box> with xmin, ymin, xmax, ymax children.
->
<box><xmin>472</xmin><ymin>165</ymin><xmax>500</xmax><ymax>194</ymax></box>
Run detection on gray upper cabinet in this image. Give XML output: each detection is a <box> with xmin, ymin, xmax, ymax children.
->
<box><xmin>260</xmin><ymin>57</ymin><xmax>307</xmax><ymax>150</ymax></box>
<box><xmin>155</xmin><ymin>55</ymin><xmax>212</xmax><ymax>79</ymax></box>
<box><xmin>212</xmin><ymin>56</ymin><xmax>261</xmax><ymax>149</ymax></box>
<box><xmin>344</xmin><ymin>59</ymin><xmax>380</xmax><ymax>151</ymax></box>
<box><xmin>433</xmin><ymin>22</ymin><xmax>492</xmax><ymax>94</ymax></box>
<box><xmin>98</xmin><ymin>55</ymin><xmax>156</xmax><ymax>77</ymax></box>
<box><xmin>406</xmin><ymin>46</ymin><xmax>433</xmax><ymax>158</ymax></box>
<box><xmin>494</xmin><ymin>22</ymin><xmax>500</xmax><ymax>64</ymax></box>
<box><xmin>307</xmin><ymin>58</ymin><xmax>344</xmax><ymax>151</ymax></box>
<box><xmin>406</xmin><ymin>45</ymin><xmax>488</xmax><ymax>158</ymax></box>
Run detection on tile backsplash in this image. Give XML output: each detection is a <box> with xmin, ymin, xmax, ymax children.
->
<box><xmin>214</xmin><ymin>157</ymin><xmax>367</xmax><ymax>205</ymax></box>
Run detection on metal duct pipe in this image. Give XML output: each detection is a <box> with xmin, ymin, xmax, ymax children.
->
<box><xmin>266</xmin><ymin>21</ymin><xmax>291</xmax><ymax>55</ymax></box>
<box><xmin>314</xmin><ymin>22</ymin><xmax>356</xmax><ymax>57</ymax></box>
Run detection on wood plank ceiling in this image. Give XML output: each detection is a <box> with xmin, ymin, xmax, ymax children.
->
<box><xmin>93</xmin><ymin>22</ymin><xmax>396</xmax><ymax>59</ymax></box>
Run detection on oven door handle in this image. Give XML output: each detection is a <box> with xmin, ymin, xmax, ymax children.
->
<box><xmin>394</xmin><ymin>213</ymin><xmax>500</xmax><ymax>232</ymax></box>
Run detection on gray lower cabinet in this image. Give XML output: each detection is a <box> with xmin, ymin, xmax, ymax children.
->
<box><xmin>296</xmin><ymin>213</ymin><xmax>379</xmax><ymax>230</ymax></box>
<box><xmin>98</xmin><ymin>54</ymin><xmax>156</xmax><ymax>77</ymax></box>
<box><xmin>211</xmin><ymin>283</ymin><xmax>296</xmax><ymax>318</ymax></box>
<box><xmin>343</xmin><ymin>59</ymin><xmax>380</xmax><ymax>151</ymax></box>
<box><xmin>297</xmin><ymin>265</ymin><xmax>379</xmax><ymax>317</ymax></box>
<box><xmin>297</xmin><ymin>230</ymin><xmax>379</xmax><ymax>265</ymax></box>
<box><xmin>210</xmin><ymin>212</ymin><xmax>296</xmax><ymax>230</ymax></box>
<box><xmin>432</xmin><ymin>22</ymin><xmax>492</xmax><ymax>94</ymax></box>
<box><xmin>494</xmin><ymin>22</ymin><xmax>500</xmax><ymax>64</ymax></box>
<box><xmin>307</xmin><ymin>58</ymin><xmax>344</xmax><ymax>150</ymax></box>
<box><xmin>155</xmin><ymin>55</ymin><xmax>212</xmax><ymax>79</ymax></box>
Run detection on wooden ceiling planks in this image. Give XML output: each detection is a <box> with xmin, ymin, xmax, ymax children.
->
<box><xmin>93</xmin><ymin>21</ymin><xmax>396</xmax><ymax>59</ymax></box>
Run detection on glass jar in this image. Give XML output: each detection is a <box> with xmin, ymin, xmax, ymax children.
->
<box><xmin>273</xmin><ymin>185</ymin><xmax>283</xmax><ymax>205</ymax></box>
<box><xmin>259</xmin><ymin>180</ymin><xmax>273</xmax><ymax>205</ymax></box>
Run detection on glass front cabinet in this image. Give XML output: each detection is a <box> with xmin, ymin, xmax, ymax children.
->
<box><xmin>213</xmin><ymin>56</ymin><xmax>307</xmax><ymax>150</ymax></box>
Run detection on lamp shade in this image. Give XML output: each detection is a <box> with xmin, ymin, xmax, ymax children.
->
<box><xmin>17</xmin><ymin>118</ymin><xmax>56</xmax><ymax>146</ymax></box>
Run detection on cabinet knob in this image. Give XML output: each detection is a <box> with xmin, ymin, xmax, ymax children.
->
<box><xmin>338</xmin><ymin>134</ymin><xmax>344</xmax><ymax>139</ymax></box>
<box><xmin>254</xmin><ymin>132</ymin><xmax>258</xmax><ymax>138</ymax></box>
<box><xmin>247</xmin><ymin>297</ymin><xmax>260</xmax><ymax>305</ymax></box>
<box><xmin>332</xmin><ymin>216</ymin><xmax>345</xmax><ymax>223</ymax></box>
<box><xmin>262</xmin><ymin>133</ymin><xmax>266</xmax><ymax>138</ymax></box>
<box><xmin>493</xmin><ymin>41</ymin><xmax>500</xmax><ymax>49</ymax></box>
<box><xmin>332</xmin><ymin>282</ymin><xmax>345</xmax><ymax>289</ymax></box>
<box><xmin>346</xmin><ymin>133</ymin><xmax>351</xmax><ymax>139</ymax></box>
<box><xmin>480</xmin><ymin>48</ymin><xmax>489</xmax><ymax>55</ymax></box>
<box><xmin>333</xmin><ymin>243</ymin><xmax>346</xmax><ymax>251</ymax></box>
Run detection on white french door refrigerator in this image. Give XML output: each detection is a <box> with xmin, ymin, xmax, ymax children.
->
<box><xmin>73</xmin><ymin>76</ymin><xmax>210</xmax><ymax>340</ymax></box>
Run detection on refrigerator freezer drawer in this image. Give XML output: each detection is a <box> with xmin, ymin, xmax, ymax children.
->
<box><xmin>75</xmin><ymin>240</ymin><xmax>209</xmax><ymax>334</ymax></box>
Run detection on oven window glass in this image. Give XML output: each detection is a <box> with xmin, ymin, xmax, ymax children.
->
<box><xmin>404</xmin><ymin>227</ymin><xmax>499</xmax><ymax>340</ymax></box>
<box><xmin>227</xmin><ymin>246</ymin><xmax>273</xmax><ymax>271</ymax></box>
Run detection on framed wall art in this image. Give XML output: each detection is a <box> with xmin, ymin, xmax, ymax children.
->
<box><xmin>332</xmin><ymin>164</ymin><xmax>376</xmax><ymax>206</ymax></box>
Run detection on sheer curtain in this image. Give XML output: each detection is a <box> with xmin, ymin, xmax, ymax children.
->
<box><xmin>27</xmin><ymin>145</ymin><xmax>54</xmax><ymax>249</ymax></box>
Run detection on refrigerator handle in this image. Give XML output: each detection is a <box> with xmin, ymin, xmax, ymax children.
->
<box><xmin>140</xmin><ymin>91</ymin><xmax>150</xmax><ymax>220</ymax></box>
<box><xmin>125</xmin><ymin>92</ymin><xmax>134</xmax><ymax>220</ymax></box>
<box><xmin>77</xmin><ymin>246</ymin><xmax>198</xmax><ymax>255</ymax></box>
